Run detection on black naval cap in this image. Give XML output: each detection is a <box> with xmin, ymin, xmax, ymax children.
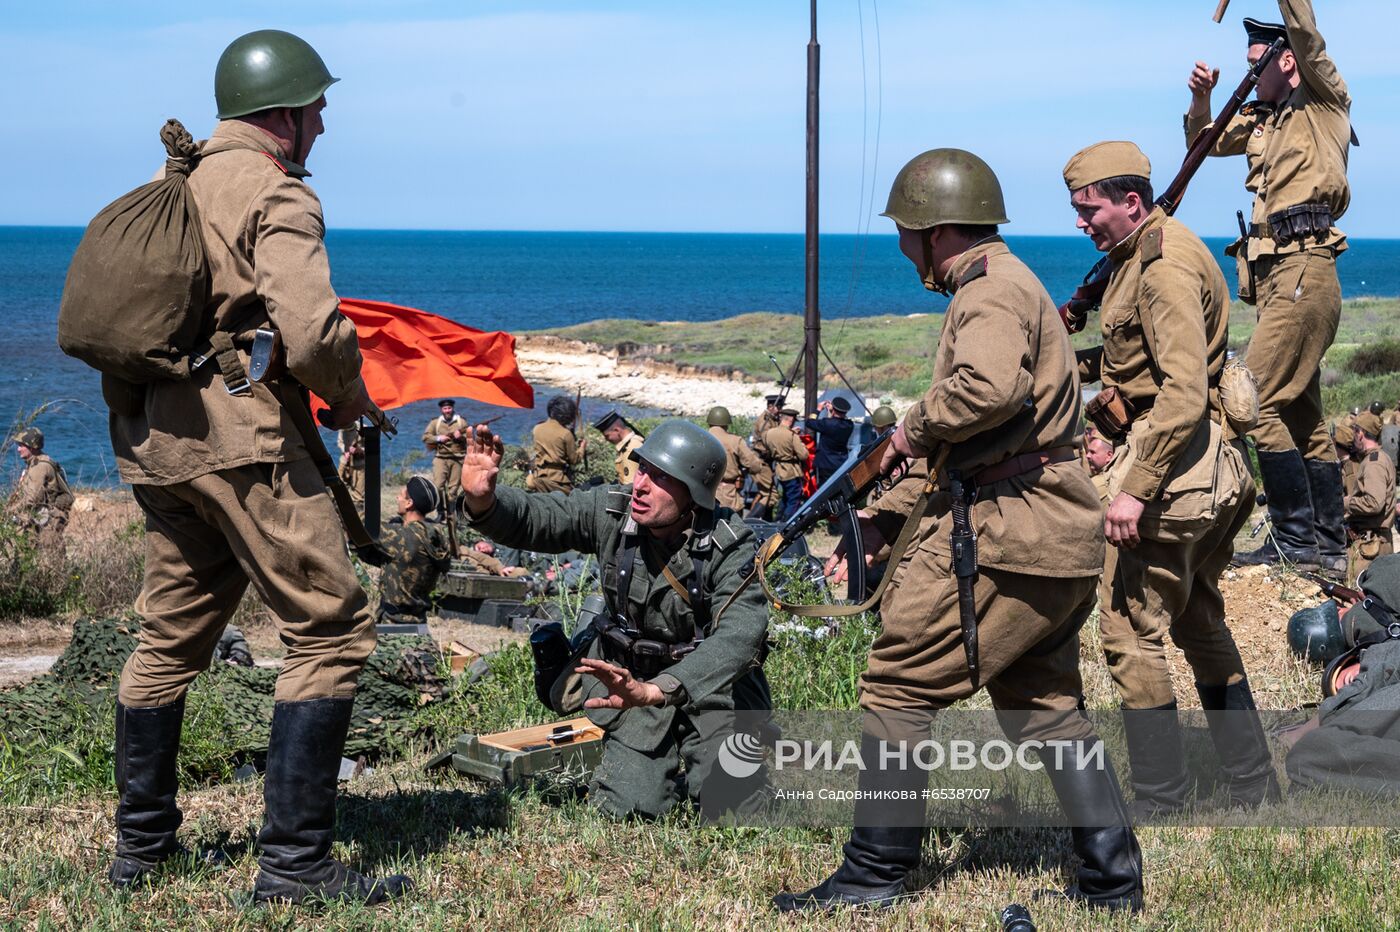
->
<box><xmin>406</xmin><ymin>475</ymin><xmax>440</xmax><ymax>515</ymax></box>
<box><xmin>593</xmin><ymin>410</ymin><xmax>625</xmax><ymax>432</ymax></box>
<box><xmin>830</xmin><ymin>396</ymin><xmax>852</xmax><ymax>414</ymax></box>
<box><xmin>1243</xmin><ymin>17</ymin><xmax>1289</xmax><ymax>48</ymax></box>
<box><xmin>438</xmin><ymin>398</ymin><xmax>455</xmax><ymax>407</ymax></box>
<box><xmin>765</xmin><ymin>394</ymin><xmax>781</xmax><ymax>405</ymax></box>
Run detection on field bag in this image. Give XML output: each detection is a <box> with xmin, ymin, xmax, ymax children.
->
<box><xmin>57</xmin><ymin>119</ymin><xmax>209</xmax><ymax>384</ymax></box>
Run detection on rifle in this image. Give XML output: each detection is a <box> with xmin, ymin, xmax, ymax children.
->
<box><xmin>768</xmin><ymin>353</ymin><xmax>800</xmax><ymax>410</ymax></box>
<box><xmin>248</xmin><ymin>327</ymin><xmax>397</xmax><ymax>566</ymax></box>
<box><xmin>1301</xmin><ymin>571</ymin><xmax>1363</xmax><ymax>605</ymax></box>
<box><xmin>1057</xmin><ymin>37</ymin><xmax>1286</xmax><ymax>333</ymax></box>
<box><xmin>574</xmin><ymin>386</ymin><xmax>587</xmax><ymax>475</ymax></box>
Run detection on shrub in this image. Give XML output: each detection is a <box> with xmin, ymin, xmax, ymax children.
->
<box><xmin>1346</xmin><ymin>339</ymin><xmax>1400</xmax><ymax>376</ymax></box>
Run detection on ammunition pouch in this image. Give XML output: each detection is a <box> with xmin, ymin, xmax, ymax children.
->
<box><xmin>1258</xmin><ymin>203</ymin><xmax>1334</xmax><ymax>247</ymax></box>
<box><xmin>595</xmin><ymin>615</ymin><xmax>698</xmax><ymax>680</ymax></box>
<box><xmin>1085</xmin><ymin>387</ymin><xmax>1137</xmax><ymax>445</ymax></box>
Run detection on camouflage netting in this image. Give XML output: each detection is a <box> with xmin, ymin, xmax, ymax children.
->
<box><xmin>0</xmin><ymin>616</ymin><xmax>448</xmax><ymax>758</ymax></box>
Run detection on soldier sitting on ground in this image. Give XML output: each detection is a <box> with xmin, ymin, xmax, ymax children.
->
<box><xmin>461</xmin><ymin>419</ymin><xmax>771</xmax><ymax>820</ymax></box>
<box><xmin>377</xmin><ymin>477</ymin><xmax>452</xmax><ymax>626</ymax></box>
<box><xmin>7</xmin><ymin>427</ymin><xmax>74</xmax><ymax>550</ymax></box>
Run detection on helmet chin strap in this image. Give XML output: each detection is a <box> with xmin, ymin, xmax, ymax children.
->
<box><xmin>290</xmin><ymin>105</ymin><xmax>304</xmax><ymax>164</ymax></box>
<box><xmin>921</xmin><ymin>229</ymin><xmax>948</xmax><ymax>295</ymax></box>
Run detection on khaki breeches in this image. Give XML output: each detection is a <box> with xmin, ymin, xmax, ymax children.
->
<box><xmin>1098</xmin><ymin>490</ymin><xmax>1253</xmax><ymax>709</ymax></box>
<box><xmin>1244</xmin><ymin>250</ymin><xmax>1341</xmax><ymax>460</ymax></box>
<box><xmin>119</xmin><ymin>458</ymin><xmax>376</xmax><ymax>708</ymax></box>
<box><xmin>861</xmin><ymin>541</ymin><xmax>1098</xmax><ymax>745</ymax></box>
<box><xmin>432</xmin><ymin>455</ymin><xmax>463</xmax><ymax>504</ymax></box>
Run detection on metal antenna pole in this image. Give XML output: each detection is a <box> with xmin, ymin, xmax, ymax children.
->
<box><xmin>803</xmin><ymin>0</ymin><xmax>821</xmax><ymax>418</ymax></box>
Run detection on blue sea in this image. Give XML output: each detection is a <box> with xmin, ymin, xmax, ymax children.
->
<box><xmin>4</xmin><ymin>225</ymin><xmax>1399</xmax><ymax>488</ymax></box>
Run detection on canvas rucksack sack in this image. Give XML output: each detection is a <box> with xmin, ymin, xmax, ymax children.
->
<box><xmin>57</xmin><ymin>119</ymin><xmax>210</xmax><ymax>384</ymax></box>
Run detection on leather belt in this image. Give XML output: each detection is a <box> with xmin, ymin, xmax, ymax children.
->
<box><xmin>972</xmin><ymin>445</ymin><xmax>1077</xmax><ymax>486</ymax></box>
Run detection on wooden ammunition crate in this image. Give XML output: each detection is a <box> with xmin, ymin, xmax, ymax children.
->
<box><xmin>437</xmin><ymin>566</ymin><xmax>530</xmax><ymax>601</ymax></box>
<box><xmin>450</xmin><ymin>717</ymin><xmax>606</xmax><ymax>787</ymax></box>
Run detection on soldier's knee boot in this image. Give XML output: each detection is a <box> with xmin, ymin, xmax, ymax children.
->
<box><xmin>1234</xmin><ymin>450</ymin><xmax>1320</xmax><ymax>569</ymax></box>
<box><xmin>772</xmin><ymin>732</ymin><xmax>924</xmax><ymax>912</ymax></box>
<box><xmin>109</xmin><ymin>698</ymin><xmax>187</xmax><ymax>888</ymax></box>
<box><xmin>1040</xmin><ymin>739</ymin><xmax>1144</xmax><ymax>913</ymax></box>
<box><xmin>253</xmin><ymin>698</ymin><xmax>413</xmax><ymax>906</ymax></box>
<box><xmin>1196</xmin><ymin>678</ymin><xmax>1282</xmax><ymax>808</ymax></box>
<box><xmin>1304</xmin><ymin>459</ymin><xmax>1348</xmax><ymax>578</ymax></box>
<box><xmin>1121</xmin><ymin>702</ymin><xmax>1190</xmax><ymax>821</ymax></box>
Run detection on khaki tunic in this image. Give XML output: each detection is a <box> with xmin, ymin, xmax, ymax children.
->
<box><xmin>613</xmin><ymin>431</ymin><xmax>645</xmax><ymax>485</ymax></box>
<box><xmin>458</xmin><ymin>546</ymin><xmax>507</xmax><ymax>576</ymax></box>
<box><xmin>709</xmin><ymin>426</ymin><xmax>771</xmax><ymax>512</ymax></box>
<box><xmin>1185</xmin><ymin>0</ymin><xmax>1351</xmax><ymax>260</ymax></box>
<box><xmin>762</xmin><ymin>426</ymin><xmax>805</xmax><ymax>483</ymax></box>
<box><xmin>115</xmin><ymin>120</ymin><xmax>374</xmax><ymax>708</ymax></box>
<box><xmin>751</xmin><ymin>411</ymin><xmax>778</xmax><ymax>458</ymax></box>
<box><xmin>861</xmin><ymin>238</ymin><xmax>1104</xmax><ymax>737</ymax></box>
<box><xmin>1341</xmin><ymin>455</ymin><xmax>1359</xmax><ymax>498</ymax></box>
<box><xmin>1185</xmin><ymin>0</ymin><xmax>1349</xmax><ymax>459</ymax></box>
<box><xmin>9</xmin><ymin>454</ymin><xmax>71</xmax><ymax>546</ymax></box>
<box><xmin>424</xmin><ymin>415</ymin><xmax>467</xmax><ymax>501</ymax></box>
<box><xmin>1079</xmin><ymin>213</ymin><xmax>1254</xmax><ymax>709</ymax></box>
<box><xmin>111</xmin><ymin>121</ymin><xmax>366</xmax><ymax>485</ymax></box>
<box><xmin>338</xmin><ymin>427</ymin><xmax>366</xmax><ymax>504</ymax></box>
<box><xmin>530</xmin><ymin>418</ymin><xmax>582</xmax><ymax>493</ymax></box>
<box><xmin>1346</xmin><ymin>450</ymin><xmax>1396</xmax><ymax>583</ymax></box>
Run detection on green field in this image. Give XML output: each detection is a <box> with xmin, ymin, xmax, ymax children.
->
<box><xmin>535</xmin><ymin>297</ymin><xmax>1400</xmax><ymax>416</ymax></box>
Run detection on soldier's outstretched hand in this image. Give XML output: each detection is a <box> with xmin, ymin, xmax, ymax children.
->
<box><xmin>461</xmin><ymin>424</ymin><xmax>504</xmax><ymax>516</ymax></box>
<box><xmin>577</xmin><ymin>658</ymin><xmax>664</xmax><ymax>709</ymax></box>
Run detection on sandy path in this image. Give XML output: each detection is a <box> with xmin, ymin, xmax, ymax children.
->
<box><xmin>515</xmin><ymin>336</ymin><xmax>789</xmax><ymax>416</ymax></box>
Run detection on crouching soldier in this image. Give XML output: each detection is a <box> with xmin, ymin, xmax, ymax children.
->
<box><xmin>460</xmin><ymin>419</ymin><xmax>772</xmax><ymax>819</ymax></box>
<box><xmin>377</xmin><ymin>477</ymin><xmax>452</xmax><ymax>625</ymax></box>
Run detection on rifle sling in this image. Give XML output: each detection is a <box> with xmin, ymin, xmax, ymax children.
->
<box><xmin>277</xmin><ymin>381</ymin><xmax>390</xmax><ymax>566</ymax></box>
<box><xmin>751</xmin><ymin>475</ymin><xmax>937</xmax><ymax>618</ymax></box>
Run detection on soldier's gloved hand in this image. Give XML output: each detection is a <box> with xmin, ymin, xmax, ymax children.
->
<box><xmin>1104</xmin><ymin>491</ymin><xmax>1145</xmax><ymax>549</ymax></box>
<box><xmin>461</xmin><ymin>424</ymin><xmax>505</xmax><ymax>517</ymax></box>
<box><xmin>576</xmin><ymin>658</ymin><xmax>664</xmax><ymax>709</ymax></box>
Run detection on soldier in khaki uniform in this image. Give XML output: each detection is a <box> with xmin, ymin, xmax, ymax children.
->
<box><xmin>777</xmin><ymin>149</ymin><xmax>1141</xmax><ymax>915</ymax></box>
<box><xmin>747</xmin><ymin>395</ymin><xmax>783</xmax><ymax>518</ymax></box>
<box><xmin>750</xmin><ymin>394</ymin><xmax>781</xmax><ymax>458</ymax></box>
<box><xmin>593</xmin><ymin>410</ymin><xmax>644</xmax><ymax>485</ymax></box>
<box><xmin>422</xmin><ymin>398</ymin><xmax>467</xmax><ymax>504</ymax></box>
<box><xmin>338</xmin><ymin>425</ymin><xmax>366</xmax><ymax>504</ymax></box>
<box><xmin>462</xmin><ymin>420</ymin><xmax>771</xmax><ymax>819</ymax></box>
<box><xmin>103</xmin><ymin>31</ymin><xmax>408</xmax><ymax>905</ymax></box>
<box><xmin>763</xmin><ymin>409</ymin><xmax>807</xmax><ymax>521</ymax></box>
<box><xmin>7</xmin><ymin>427</ymin><xmax>73</xmax><ymax>549</ymax></box>
<box><xmin>377</xmin><ymin>477</ymin><xmax>452</xmax><ymax>625</ymax></box>
<box><xmin>1186</xmin><ymin>2</ymin><xmax>1353</xmax><ymax>574</ymax></box>
<box><xmin>1333</xmin><ymin>421</ymin><xmax>1357</xmax><ymax>497</ymax></box>
<box><xmin>529</xmin><ymin>396</ymin><xmax>585</xmax><ymax>493</ymax></box>
<box><xmin>1345</xmin><ymin>413</ymin><xmax>1395</xmax><ymax>583</ymax></box>
<box><xmin>1064</xmin><ymin>142</ymin><xmax>1276</xmax><ymax>818</ymax></box>
<box><xmin>706</xmin><ymin>406</ymin><xmax>771</xmax><ymax>513</ymax></box>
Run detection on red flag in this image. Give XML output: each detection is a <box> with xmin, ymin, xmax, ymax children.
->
<box><xmin>311</xmin><ymin>298</ymin><xmax>534</xmax><ymax>415</ymax></box>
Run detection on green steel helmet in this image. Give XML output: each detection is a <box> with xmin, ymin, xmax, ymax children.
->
<box><xmin>631</xmin><ymin>419</ymin><xmax>726</xmax><ymax>510</ymax></box>
<box><xmin>14</xmin><ymin>427</ymin><xmax>43</xmax><ymax>451</ymax></box>
<box><xmin>215</xmin><ymin>30</ymin><xmax>340</xmax><ymax>120</ymax></box>
<box><xmin>1287</xmin><ymin>601</ymin><xmax>1346</xmax><ymax>664</ymax></box>
<box><xmin>881</xmin><ymin>148</ymin><xmax>1010</xmax><ymax>230</ymax></box>
<box><xmin>706</xmin><ymin>406</ymin><xmax>732</xmax><ymax>428</ymax></box>
<box><xmin>871</xmin><ymin>405</ymin><xmax>897</xmax><ymax>429</ymax></box>
<box><xmin>1370</xmin><ymin>400</ymin><xmax>1386</xmax><ymax>416</ymax></box>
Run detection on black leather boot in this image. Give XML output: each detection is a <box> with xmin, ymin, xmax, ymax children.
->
<box><xmin>109</xmin><ymin>699</ymin><xmax>187</xmax><ymax>888</ymax></box>
<box><xmin>1305</xmin><ymin>459</ymin><xmax>1349</xmax><ymax>579</ymax></box>
<box><xmin>1234</xmin><ymin>450</ymin><xmax>1320</xmax><ymax>569</ymax></box>
<box><xmin>1196</xmin><ymin>679</ymin><xmax>1282</xmax><ymax>808</ymax></box>
<box><xmin>1040</xmin><ymin>739</ymin><xmax>1143</xmax><ymax>913</ymax></box>
<box><xmin>1121</xmin><ymin>703</ymin><xmax>1189</xmax><ymax>821</ymax></box>
<box><xmin>253</xmin><ymin>698</ymin><xmax>413</xmax><ymax>906</ymax></box>
<box><xmin>773</xmin><ymin>731</ymin><xmax>925</xmax><ymax>912</ymax></box>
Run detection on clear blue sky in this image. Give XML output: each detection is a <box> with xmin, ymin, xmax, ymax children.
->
<box><xmin>2</xmin><ymin>0</ymin><xmax>1395</xmax><ymax>237</ymax></box>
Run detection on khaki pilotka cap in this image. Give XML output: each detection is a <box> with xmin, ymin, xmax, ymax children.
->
<box><xmin>1355</xmin><ymin>412</ymin><xmax>1384</xmax><ymax>440</ymax></box>
<box><xmin>1062</xmin><ymin>141</ymin><xmax>1152</xmax><ymax>191</ymax></box>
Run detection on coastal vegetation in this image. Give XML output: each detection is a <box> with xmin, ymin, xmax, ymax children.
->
<box><xmin>537</xmin><ymin>297</ymin><xmax>1400</xmax><ymax>415</ymax></box>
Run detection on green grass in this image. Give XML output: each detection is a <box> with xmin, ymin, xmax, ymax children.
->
<box><xmin>533</xmin><ymin>298</ymin><xmax>1400</xmax><ymax>417</ymax></box>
